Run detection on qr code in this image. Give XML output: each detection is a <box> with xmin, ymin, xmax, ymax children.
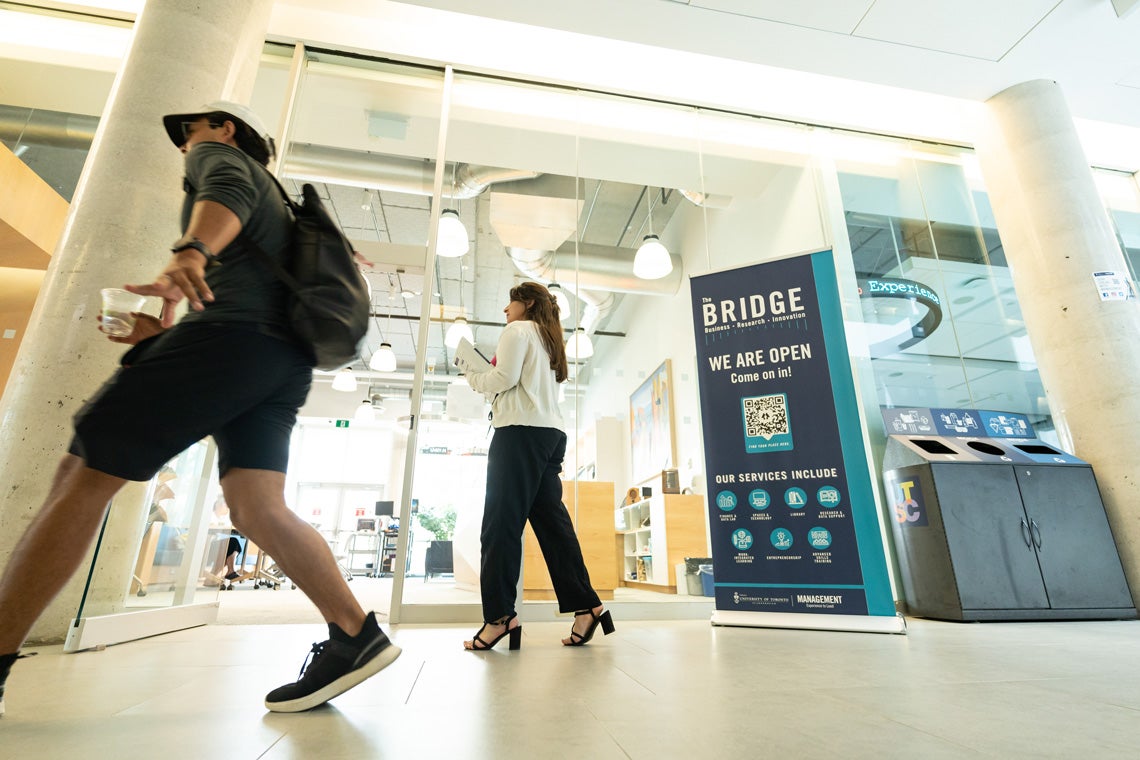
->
<box><xmin>743</xmin><ymin>395</ymin><xmax>789</xmax><ymax>439</ymax></box>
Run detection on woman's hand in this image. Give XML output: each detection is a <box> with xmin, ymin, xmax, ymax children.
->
<box><xmin>101</xmin><ymin>311</ymin><xmax>165</xmax><ymax>345</ymax></box>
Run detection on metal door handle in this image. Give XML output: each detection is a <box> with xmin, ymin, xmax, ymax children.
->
<box><xmin>1029</xmin><ymin>519</ymin><xmax>1043</xmax><ymax>549</ymax></box>
<box><xmin>1020</xmin><ymin>518</ymin><xmax>1032</xmax><ymax>548</ymax></box>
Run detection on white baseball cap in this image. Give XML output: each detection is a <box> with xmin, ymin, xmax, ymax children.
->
<box><xmin>162</xmin><ymin>100</ymin><xmax>274</xmax><ymax>157</ymax></box>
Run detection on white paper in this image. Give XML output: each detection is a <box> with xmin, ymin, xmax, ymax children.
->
<box><xmin>454</xmin><ymin>337</ymin><xmax>492</xmax><ymax>373</ymax></box>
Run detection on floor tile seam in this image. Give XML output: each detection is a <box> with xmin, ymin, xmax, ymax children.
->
<box><xmin>404</xmin><ymin>659</ymin><xmax>426</xmax><ymax>705</ymax></box>
<box><xmin>612</xmin><ymin>664</ymin><xmax>657</xmax><ymax>696</ymax></box>
<box><xmin>823</xmin><ymin>697</ymin><xmax>1023</xmax><ymax>754</ymax></box>
<box><xmin>583</xmin><ymin>702</ymin><xmax>637</xmax><ymax>759</ymax></box>
<box><xmin>808</xmin><ymin>674</ymin><xmax>1134</xmax><ymax>693</ymax></box>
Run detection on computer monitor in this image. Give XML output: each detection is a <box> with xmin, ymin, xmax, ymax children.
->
<box><xmin>375</xmin><ymin>500</ymin><xmax>395</xmax><ymax>517</ymax></box>
<box><xmin>356</xmin><ymin>518</ymin><xmax>377</xmax><ymax>532</ymax></box>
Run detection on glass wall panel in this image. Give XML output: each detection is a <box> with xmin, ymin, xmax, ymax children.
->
<box><xmin>1095</xmin><ymin>169</ymin><xmax>1140</xmax><ymax>283</ymax></box>
<box><xmin>397</xmin><ymin>74</ymin><xmax>581</xmax><ymax>612</ymax></box>
<box><xmin>833</xmin><ymin>136</ymin><xmax>1053</xmax><ymax>443</ymax></box>
<box><xmin>274</xmin><ymin>53</ymin><xmax>446</xmax><ymax>615</ymax></box>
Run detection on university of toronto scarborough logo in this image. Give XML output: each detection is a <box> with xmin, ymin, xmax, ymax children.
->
<box><xmin>889</xmin><ymin>478</ymin><xmax>928</xmax><ymax>527</ymax></box>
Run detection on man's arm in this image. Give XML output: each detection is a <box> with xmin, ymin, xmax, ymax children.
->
<box><xmin>125</xmin><ymin>200</ymin><xmax>243</xmax><ymax>326</ymax></box>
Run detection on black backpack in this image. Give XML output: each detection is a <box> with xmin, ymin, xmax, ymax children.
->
<box><xmin>245</xmin><ymin>174</ymin><xmax>371</xmax><ymax>371</ymax></box>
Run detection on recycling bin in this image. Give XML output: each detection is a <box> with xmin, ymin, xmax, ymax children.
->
<box><xmin>882</xmin><ymin>434</ymin><xmax>1135</xmax><ymax>621</ymax></box>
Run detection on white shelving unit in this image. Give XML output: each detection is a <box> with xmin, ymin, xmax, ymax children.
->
<box><xmin>615</xmin><ymin>493</ymin><xmax>707</xmax><ymax>590</ymax></box>
<box><xmin>617</xmin><ymin>499</ymin><xmax>661</xmax><ymax>585</ymax></box>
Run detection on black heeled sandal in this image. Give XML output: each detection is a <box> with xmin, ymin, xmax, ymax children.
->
<box><xmin>563</xmin><ymin>607</ymin><xmax>615</xmax><ymax>646</ymax></box>
<box><xmin>465</xmin><ymin>613</ymin><xmax>522</xmax><ymax>651</ymax></box>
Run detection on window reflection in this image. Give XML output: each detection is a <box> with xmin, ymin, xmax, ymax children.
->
<box><xmin>837</xmin><ymin>144</ymin><xmax>1054</xmax><ymax>442</ymax></box>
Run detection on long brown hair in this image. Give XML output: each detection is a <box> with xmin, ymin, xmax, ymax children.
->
<box><xmin>510</xmin><ymin>281</ymin><xmax>569</xmax><ymax>383</ymax></box>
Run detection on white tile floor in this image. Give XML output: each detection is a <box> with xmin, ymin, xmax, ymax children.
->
<box><xmin>2</xmin><ymin>617</ymin><xmax>1140</xmax><ymax>759</ymax></box>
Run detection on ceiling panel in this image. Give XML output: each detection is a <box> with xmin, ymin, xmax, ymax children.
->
<box><xmin>853</xmin><ymin>0</ymin><xmax>1060</xmax><ymax>61</ymax></box>
<box><xmin>691</xmin><ymin>0</ymin><xmax>874</xmax><ymax>34</ymax></box>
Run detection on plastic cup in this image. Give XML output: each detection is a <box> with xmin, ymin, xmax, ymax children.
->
<box><xmin>100</xmin><ymin>288</ymin><xmax>147</xmax><ymax>337</ymax></box>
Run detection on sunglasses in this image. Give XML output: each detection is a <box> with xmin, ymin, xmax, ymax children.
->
<box><xmin>179</xmin><ymin>120</ymin><xmax>221</xmax><ymax>143</ymax></box>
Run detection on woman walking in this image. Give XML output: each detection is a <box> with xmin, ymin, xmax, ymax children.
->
<box><xmin>460</xmin><ymin>282</ymin><xmax>614</xmax><ymax>650</ymax></box>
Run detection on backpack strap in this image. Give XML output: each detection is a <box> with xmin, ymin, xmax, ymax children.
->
<box><xmin>241</xmin><ymin>166</ymin><xmax>303</xmax><ymax>295</ymax></box>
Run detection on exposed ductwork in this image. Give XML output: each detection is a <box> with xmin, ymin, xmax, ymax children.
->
<box><xmin>281</xmin><ymin>143</ymin><xmax>540</xmax><ymax>197</ymax></box>
<box><xmin>3</xmin><ymin>105</ymin><xmax>684</xmax><ymax>342</ymax></box>
<box><xmin>678</xmin><ymin>188</ymin><xmax>733</xmax><ymax>209</ymax></box>
<box><xmin>506</xmin><ymin>246</ymin><xmax>617</xmax><ymax>336</ymax></box>
<box><xmin>508</xmin><ymin>242</ymin><xmax>683</xmax><ymax>297</ymax></box>
<box><xmin>0</xmin><ymin>105</ymin><xmax>97</xmax><ymax>149</ymax></box>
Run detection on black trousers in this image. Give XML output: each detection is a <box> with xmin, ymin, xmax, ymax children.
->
<box><xmin>480</xmin><ymin>425</ymin><xmax>601</xmax><ymax>622</ymax></box>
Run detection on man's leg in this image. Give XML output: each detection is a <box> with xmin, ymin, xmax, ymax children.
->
<box><xmin>0</xmin><ymin>454</ymin><xmax>126</xmax><ymax>653</ymax></box>
<box><xmin>222</xmin><ymin>467</ymin><xmax>400</xmax><ymax>713</ymax></box>
<box><xmin>221</xmin><ymin>468</ymin><xmax>365</xmax><ymax>634</ymax></box>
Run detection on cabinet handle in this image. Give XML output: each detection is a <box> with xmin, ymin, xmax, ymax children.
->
<box><xmin>1019</xmin><ymin>518</ymin><xmax>1032</xmax><ymax>548</ymax></box>
<box><xmin>1029</xmin><ymin>519</ymin><xmax>1043</xmax><ymax>549</ymax></box>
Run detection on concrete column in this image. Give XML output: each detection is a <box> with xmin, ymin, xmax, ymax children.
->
<box><xmin>0</xmin><ymin>0</ymin><xmax>273</xmax><ymax>643</ymax></box>
<box><xmin>975</xmin><ymin>79</ymin><xmax>1140</xmax><ymax>600</ymax></box>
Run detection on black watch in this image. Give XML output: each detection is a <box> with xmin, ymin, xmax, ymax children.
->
<box><xmin>171</xmin><ymin>237</ymin><xmax>219</xmax><ymax>267</ymax></box>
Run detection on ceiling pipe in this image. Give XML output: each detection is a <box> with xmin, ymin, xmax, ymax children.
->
<box><xmin>506</xmin><ymin>247</ymin><xmax>618</xmax><ymax>337</ymax></box>
<box><xmin>507</xmin><ymin>242</ymin><xmax>683</xmax><ymax>296</ymax></box>
<box><xmin>678</xmin><ymin>188</ymin><xmax>733</xmax><ymax>209</ymax></box>
<box><xmin>0</xmin><ymin>108</ymin><xmax>724</xmax><ymax>211</ymax></box>
<box><xmin>1</xmin><ymin>109</ymin><xmax>725</xmax><ymax>208</ymax></box>
<box><xmin>0</xmin><ymin>105</ymin><xmax>97</xmax><ymax>149</ymax></box>
<box><xmin>281</xmin><ymin>143</ymin><xmax>539</xmax><ymax>197</ymax></box>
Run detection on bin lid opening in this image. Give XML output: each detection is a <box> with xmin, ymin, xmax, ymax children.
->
<box><xmin>1014</xmin><ymin>443</ymin><xmax>1061</xmax><ymax>455</ymax></box>
<box><xmin>911</xmin><ymin>439</ymin><xmax>956</xmax><ymax>455</ymax></box>
<box><xmin>966</xmin><ymin>441</ymin><xmax>1006</xmax><ymax>456</ymax></box>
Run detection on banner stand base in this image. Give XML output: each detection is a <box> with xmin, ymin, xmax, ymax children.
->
<box><xmin>711</xmin><ymin>609</ymin><xmax>907</xmax><ymax>634</ymax></box>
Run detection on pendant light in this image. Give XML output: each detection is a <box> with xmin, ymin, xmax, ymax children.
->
<box><xmin>331</xmin><ymin>368</ymin><xmax>358</xmax><ymax>392</ymax></box>
<box><xmin>369</xmin><ymin>343</ymin><xmax>397</xmax><ymax>372</ymax></box>
<box><xmin>565</xmin><ymin>327</ymin><xmax>594</xmax><ymax>359</ymax></box>
<box><xmin>353</xmin><ymin>399</ymin><xmax>375</xmax><ymax>423</ymax></box>
<box><xmin>633</xmin><ymin>186</ymin><xmax>673</xmax><ymax>280</ymax></box>
<box><xmin>437</xmin><ymin>208</ymin><xmax>469</xmax><ymax>258</ymax></box>
<box><xmin>369</xmin><ymin>275</ymin><xmax>398</xmax><ymax>372</ymax></box>
<box><xmin>444</xmin><ymin>260</ymin><xmax>474</xmax><ymax>349</ymax></box>
<box><xmin>445</xmin><ymin>314</ymin><xmax>474</xmax><ymax>348</ymax></box>
<box><xmin>548</xmin><ymin>282</ymin><xmax>571</xmax><ymax>322</ymax></box>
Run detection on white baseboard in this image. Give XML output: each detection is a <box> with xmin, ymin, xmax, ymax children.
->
<box><xmin>64</xmin><ymin>602</ymin><xmax>220</xmax><ymax>652</ymax></box>
<box><xmin>711</xmin><ymin>609</ymin><xmax>907</xmax><ymax>634</ymax></box>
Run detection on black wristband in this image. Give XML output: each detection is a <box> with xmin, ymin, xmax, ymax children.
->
<box><xmin>171</xmin><ymin>237</ymin><xmax>219</xmax><ymax>267</ymax></box>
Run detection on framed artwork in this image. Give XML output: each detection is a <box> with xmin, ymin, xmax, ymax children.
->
<box><xmin>629</xmin><ymin>359</ymin><xmax>677</xmax><ymax>484</ymax></box>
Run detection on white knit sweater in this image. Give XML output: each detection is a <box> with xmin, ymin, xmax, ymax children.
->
<box><xmin>464</xmin><ymin>320</ymin><xmax>564</xmax><ymax>431</ymax></box>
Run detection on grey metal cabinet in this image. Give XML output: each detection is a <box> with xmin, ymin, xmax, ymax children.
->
<box><xmin>1014</xmin><ymin>466</ymin><xmax>1133</xmax><ymax>610</ymax></box>
<box><xmin>886</xmin><ymin>455</ymin><xmax>1135</xmax><ymax>621</ymax></box>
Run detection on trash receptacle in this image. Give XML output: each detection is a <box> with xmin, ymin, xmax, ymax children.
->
<box><xmin>683</xmin><ymin>557</ymin><xmax>708</xmax><ymax>596</ymax></box>
<box><xmin>698</xmin><ymin>564</ymin><xmax>715</xmax><ymax>597</ymax></box>
<box><xmin>883</xmin><ymin>432</ymin><xmax>1134</xmax><ymax>621</ymax></box>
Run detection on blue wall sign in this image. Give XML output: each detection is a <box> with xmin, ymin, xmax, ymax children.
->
<box><xmin>691</xmin><ymin>250</ymin><xmax>896</xmax><ymax>620</ymax></box>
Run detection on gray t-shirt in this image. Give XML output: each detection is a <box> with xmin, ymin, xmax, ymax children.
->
<box><xmin>178</xmin><ymin>142</ymin><xmax>292</xmax><ymax>331</ymax></box>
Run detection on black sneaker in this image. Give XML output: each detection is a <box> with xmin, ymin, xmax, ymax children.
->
<box><xmin>0</xmin><ymin>651</ymin><xmax>36</xmax><ymax>718</ymax></box>
<box><xmin>264</xmin><ymin>612</ymin><xmax>400</xmax><ymax>713</ymax></box>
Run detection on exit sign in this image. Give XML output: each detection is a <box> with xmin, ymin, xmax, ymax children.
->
<box><xmin>335</xmin><ymin>420</ymin><xmax>350</xmax><ymax>428</ymax></box>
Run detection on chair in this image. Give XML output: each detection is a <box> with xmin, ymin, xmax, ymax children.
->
<box><xmin>424</xmin><ymin>540</ymin><xmax>454</xmax><ymax>581</ymax></box>
<box><xmin>226</xmin><ymin>541</ymin><xmax>283</xmax><ymax>590</ymax></box>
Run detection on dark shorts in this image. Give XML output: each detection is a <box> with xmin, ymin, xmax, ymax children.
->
<box><xmin>68</xmin><ymin>322</ymin><xmax>312</xmax><ymax>481</ymax></box>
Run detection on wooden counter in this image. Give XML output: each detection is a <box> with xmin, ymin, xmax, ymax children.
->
<box><xmin>523</xmin><ymin>480</ymin><xmax>616</xmax><ymax>601</ymax></box>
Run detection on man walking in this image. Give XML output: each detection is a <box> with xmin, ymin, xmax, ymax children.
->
<box><xmin>0</xmin><ymin>101</ymin><xmax>398</xmax><ymax>716</ymax></box>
